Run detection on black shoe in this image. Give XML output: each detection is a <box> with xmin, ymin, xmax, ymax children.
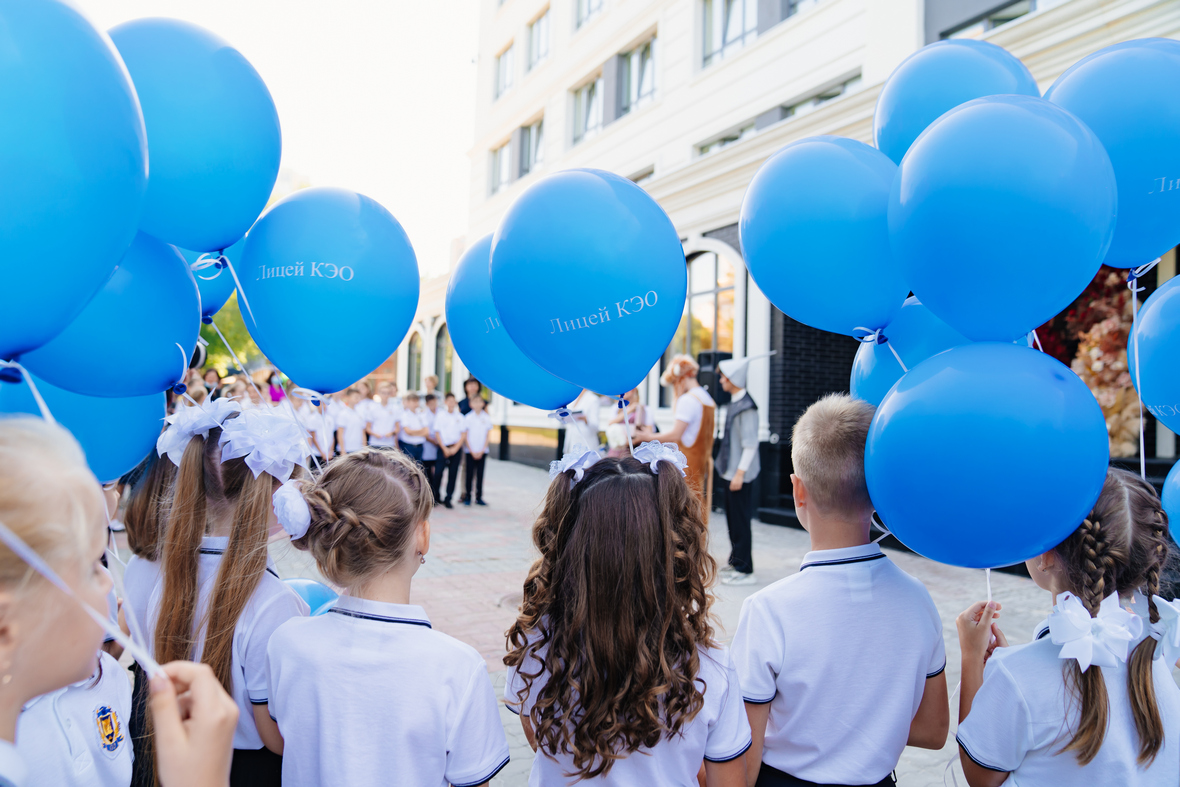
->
<box><xmin>459</xmin><ymin>495</ymin><xmax>469</xmax><ymax>503</ymax></box>
<box><xmin>463</xmin><ymin>499</ymin><xmax>471</xmax><ymax>506</ymax></box>
<box><xmin>475</xmin><ymin>499</ymin><xmax>487</xmax><ymax>506</ymax></box>
<box><xmin>443</xmin><ymin>499</ymin><xmax>453</xmax><ymax>509</ymax></box>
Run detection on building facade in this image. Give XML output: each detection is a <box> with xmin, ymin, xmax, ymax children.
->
<box><xmin>396</xmin><ymin>0</ymin><xmax>1180</xmax><ymax>520</ymax></box>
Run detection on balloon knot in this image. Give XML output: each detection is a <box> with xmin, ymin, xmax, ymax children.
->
<box><xmin>0</xmin><ymin>367</ymin><xmax>22</xmax><ymax>384</ymax></box>
<box><xmin>172</xmin><ymin>383</ymin><xmax>187</xmax><ymax>395</ymax></box>
<box><xmin>202</xmin><ymin>315</ymin><xmax>213</xmax><ymax>325</ymax></box>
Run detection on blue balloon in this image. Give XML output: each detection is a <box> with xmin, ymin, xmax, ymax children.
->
<box><xmin>1162</xmin><ymin>463</ymin><xmax>1180</xmax><ymax>543</ymax></box>
<box><xmin>109</xmin><ymin>19</ymin><xmax>281</xmax><ymax>252</ymax></box>
<box><xmin>890</xmin><ymin>95</ymin><xmax>1117</xmax><ymax>342</ymax></box>
<box><xmin>446</xmin><ymin>236</ymin><xmax>581</xmax><ymax>410</ymax></box>
<box><xmin>22</xmin><ymin>233</ymin><xmax>201</xmax><ymax>397</ymax></box>
<box><xmin>874</xmin><ymin>39</ymin><xmax>1039</xmax><ymax>165</ymax></box>
<box><xmin>850</xmin><ymin>296</ymin><xmax>970</xmax><ymax>406</ymax></box>
<box><xmin>179</xmin><ymin>236</ymin><xmax>247</xmax><ymax>319</ymax></box>
<box><xmin>866</xmin><ymin>342</ymin><xmax>1110</xmax><ymax>568</ymax></box>
<box><xmin>0</xmin><ymin>372</ymin><xmax>164</xmax><ymax>483</ymax></box>
<box><xmin>0</xmin><ymin>0</ymin><xmax>147</xmax><ymax>360</ymax></box>
<box><xmin>1046</xmin><ymin>39</ymin><xmax>1180</xmax><ymax>268</ymax></box>
<box><xmin>1127</xmin><ymin>276</ymin><xmax>1180</xmax><ymax>434</ymax></box>
<box><xmin>282</xmin><ymin>578</ymin><xmax>338</xmax><ymax>616</ymax></box>
<box><xmin>741</xmin><ymin>136</ymin><xmax>907</xmax><ymax>337</ymax></box>
<box><xmin>490</xmin><ymin>169</ymin><xmax>686</xmax><ymax>395</ymax></box>
<box><xmin>239</xmin><ymin>187</ymin><xmax>419</xmax><ymax>394</ymax></box>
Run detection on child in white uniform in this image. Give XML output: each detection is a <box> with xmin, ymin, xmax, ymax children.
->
<box><xmin>334</xmin><ymin>387</ymin><xmax>367</xmax><ymax>455</ymax></box>
<box><xmin>150</xmin><ymin>405</ymin><xmax>310</xmax><ymax>787</ymax></box>
<box><xmin>505</xmin><ymin>447</ymin><xmax>750</xmax><ymax>785</ymax></box>
<box><xmin>731</xmin><ymin>394</ymin><xmax>948</xmax><ymax>787</ymax></box>
<box><xmin>421</xmin><ymin>394</ymin><xmax>440</xmax><ymax>501</ymax></box>
<box><xmin>267</xmin><ymin>449</ymin><xmax>510</xmax><ymax>787</ymax></box>
<box><xmin>433</xmin><ymin>393</ymin><xmax>466</xmax><ymax>508</ymax></box>
<box><xmin>367</xmin><ymin>381</ymin><xmax>400</xmax><ymax>449</ymax></box>
<box><xmin>956</xmin><ymin>471</ymin><xmax>1180</xmax><ymax>787</ymax></box>
<box><xmin>397</xmin><ymin>392</ymin><xmax>429</xmax><ymax>463</ymax></box>
<box><xmin>462</xmin><ymin>396</ymin><xmax>493</xmax><ymax>506</ymax></box>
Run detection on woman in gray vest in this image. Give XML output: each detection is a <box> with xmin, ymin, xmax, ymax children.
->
<box><xmin>716</xmin><ymin>352</ymin><xmax>773</xmax><ymax>586</ymax></box>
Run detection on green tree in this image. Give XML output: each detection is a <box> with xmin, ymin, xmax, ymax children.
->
<box><xmin>199</xmin><ymin>292</ymin><xmax>267</xmax><ymax>373</ymax></box>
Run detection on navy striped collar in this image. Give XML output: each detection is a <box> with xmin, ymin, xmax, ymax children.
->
<box><xmin>199</xmin><ymin>536</ymin><xmax>278</xmax><ymax>576</ymax></box>
<box><xmin>328</xmin><ymin>597</ymin><xmax>432</xmax><ymax>628</ymax></box>
<box><xmin>800</xmin><ymin>543</ymin><xmax>886</xmax><ymax>570</ymax></box>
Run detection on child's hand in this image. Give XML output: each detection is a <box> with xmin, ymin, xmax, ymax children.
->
<box><xmin>150</xmin><ymin>661</ymin><xmax>239</xmax><ymax>787</ymax></box>
<box><xmin>956</xmin><ymin>601</ymin><xmax>1004</xmax><ymax>665</ymax></box>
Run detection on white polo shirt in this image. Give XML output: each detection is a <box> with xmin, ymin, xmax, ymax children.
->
<box><xmin>398</xmin><ymin>408</ymin><xmax>427</xmax><ymax>446</ymax></box>
<box><xmin>0</xmin><ymin>740</ymin><xmax>26</xmax><ymax>787</ymax></box>
<box><xmin>464</xmin><ymin>410</ymin><xmax>494</xmax><ymax>455</ymax></box>
<box><xmin>731</xmin><ymin>543</ymin><xmax>945</xmax><ymax>784</ymax></box>
<box><xmin>335</xmin><ymin>405</ymin><xmax>366</xmax><ymax>453</ymax></box>
<box><xmin>422</xmin><ymin>409</ymin><xmax>439</xmax><ymax>460</ymax></box>
<box><xmin>354</xmin><ymin>397</ymin><xmax>379</xmax><ymax>424</ymax></box>
<box><xmin>266</xmin><ymin>596</ymin><xmax>510</xmax><ymax>787</ymax></box>
<box><xmin>957</xmin><ymin>592</ymin><xmax>1180</xmax><ymax>786</ymax></box>
<box><xmin>146</xmin><ymin>536</ymin><xmax>309</xmax><ymax>750</ymax></box>
<box><xmin>434</xmin><ymin>409</ymin><xmax>466</xmax><ymax>447</ymax></box>
<box><xmin>505</xmin><ymin>636</ymin><xmax>750</xmax><ymax>786</ymax></box>
<box><xmin>121</xmin><ymin>555</ymin><xmax>162</xmax><ymax>650</ymax></box>
<box><xmin>367</xmin><ymin>403</ymin><xmax>399</xmax><ymax>448</ymax></box>
<box><xmin>17</xmin><ymin>652</ymin><xmax>132</xmax><ymax>787</ymax></box>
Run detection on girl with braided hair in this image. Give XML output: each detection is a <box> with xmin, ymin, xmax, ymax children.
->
<box><xmin>265</xmin><ymin>448</ymin><xmax>510</xmax><ymax>787</ymax></box>
<box><xmin>503</xmin><ymin>448</ymin><xmax>751</xmax><ymax>786</ymax></box>
<box><xmin>954</xmin><ymin>471</ymin><xmax>1180</xmax><ymax>787</ymax></box>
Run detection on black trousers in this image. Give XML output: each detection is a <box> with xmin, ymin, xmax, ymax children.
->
<box><xmin>723</xmin><ymin>480</ymin><xmax>754</xmax><ymax>574</ymax></box>
<box><xmin>423</xmin><ymin>458</ymin><xmax>437</xmax><ymax>500</ymax></box>
<box><xmin>399</xmin><ymin>440</ymin><xmax>424</xmax><ymax>463</ymax></box>
<box><xmin>756</xmin><ymin>763</ymin><xmax>895</xmax><ymax>787</ymax></box>
<box><xmin>230</xmin><ymin>747</ymin><xmax>282</xmax><ymax>787</ymax></box>
<box><xmin>464</xmin><ymin>454</ymin><xmax>486</xmax><ymax>501</ymax></box>
<box><xmin>129</xmin><ymin>663</ymin><xmax>153</xmax><ymax>787</ymax></box>
<box><xmin>437</xmin><ymin>451</ymin><xmax>462</xmax><ymax>501</ymax></box>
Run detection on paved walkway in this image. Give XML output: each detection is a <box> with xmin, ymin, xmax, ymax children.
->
<box><xmin>269</xmin><ymin>457</ymin><xmax>1061</xmax><ymax>786</ymax></box>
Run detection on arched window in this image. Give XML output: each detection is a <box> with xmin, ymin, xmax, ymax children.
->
<box><xmin>661</xmin><ymin>251</ymin><xmax>735</xmax><ymax>405</ymax></box>
<box><xmin>407</xmin><ymin>332</ymin><xmax>422</xmax><ymax>392</ymax></box>
<box><xmin>435</xmin><ymin>325</ymin><xmax>453</xmax><ymax>395</ymax></box>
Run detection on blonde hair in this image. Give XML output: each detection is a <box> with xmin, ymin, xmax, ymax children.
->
<box><xmin>660</xmin><ymin>354</ymin><xmax>699</xmax><ymax>387</ymax></box>
<box><xmin>185</xmin><ymin>385</ymin><xmax>208</xmax><ymax>406</ymax></box>
<box><xmin>293</xmin><ymin>448</ymin><xmax>433</xmax><ymax>587</ymax></box>
<box><xmin>0</xmin><ymin>418</ymin><xmax>101</xmax><ymax>589</ymax></box>
<box><xmin>790</xmin><ymin>394</ymin><xmax>875</xmax><ymax>514</ymax></box>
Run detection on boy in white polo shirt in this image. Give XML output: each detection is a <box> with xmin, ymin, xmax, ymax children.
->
<box><xmin>462</xmin><ymin>395</ymin><xmax>493</xmax><ymax>507</ymax></box>
<box><xmin>334</xmin><ymin>387</ymin><xmax>367</xmax><ymax>455</ymax></box>
<box><xmin>433</xmin><ymin>393</ymin><xmax>466</xmax><ymax>508</ymax></box>
<box><xmin>732</xmin><ymin>393</ymin><xmax>948</xmax><ymax>787</ymax></box>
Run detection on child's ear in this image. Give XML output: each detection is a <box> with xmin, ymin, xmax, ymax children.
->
<box><xmin>417</xmin><ymin>518</ymin><xmax>431</xmax><ymax>557</ymax></box>
<box><xmin>790</xmin><ymin>473</ymin><xmax>807</xmax><ymax>507</ymax></box>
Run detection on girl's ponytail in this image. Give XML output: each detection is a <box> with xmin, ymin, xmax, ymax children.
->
<box><xmin>1126</xmin><ymin>504</ymin><xmax>1170</xmax><ymax>765</ymax></box>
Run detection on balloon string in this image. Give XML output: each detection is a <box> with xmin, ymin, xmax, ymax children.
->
<box><xmin>189</xmin><ymin>252</ymin><xmax>225</xmax><ymax>282</ymax></box>
<box><xmin>208</xmin><ymin>318</ymin><xmax>266</xmax><ymax>404</ymax></box>
<box><xmin>853</xmin><ymin>327</ymin><xmax>907</xmax><ymax>373</ymax></box>
<box><xmin>1128</xmin><ymin>259</ymin><xmax>1160</xmax><ymax>482</ymax></box>
<box><xmin>617</xmin><ymin>396</ymin><xmax>636</xmax><ymax>457</ymax></box>
<box><xmin>0</xmin><ymin>360</ymin><xmax>55</xmax><ymax>424</ymax></box>
<box><xmin>1030</xmin><ymin>329</ymin><xmax>1044</xmax><ymax>352</ymax></box>
<box><xmin>291</xmin><ymin>387</ymin><xmax>333</xmax><ymax>473</ymax></box>
<box><xmin>871</xmin><ymin>513</ymin><xmax>892</xmax><ymax>544</ymax></box>
<box><xmin>985</xmin><ymin>567</ymin><xmax>992</xmax><ymax>607</ymax></box>
<box><xmin>223</xmin><ymin>257</ymin><xmax>257</xmax><ymax>327</ymax></box>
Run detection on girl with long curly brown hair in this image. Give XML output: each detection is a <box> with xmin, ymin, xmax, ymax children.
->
<box><xmin>955</xmin><ymin>469</ymin><xmax>1180</xmax><ymax>787</ymax></box>
<box><xmin>504</xmin><ymin>448</ymin><xmax>750</xmax><ymax>785</ymax></box>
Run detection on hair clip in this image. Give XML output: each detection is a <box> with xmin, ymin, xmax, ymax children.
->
<box><xmin>1047</xmin><ymin>591</ymin><xmax>1141</xmax><ymax>672</ymax></box>
<box><xmin>632</xmin><ymin>441</ymin><xmax>688</xmax><ymax>477</ymax></box>
<box><xmin>157</xmin><ymin>398</ymin><xmax>243</xmax><ymax>465</ymax></box>
<box><xmin>219</xmin><ymin>408</ymin><xmax>309</xmax><ymax>481</ymax></box>
<box><xmin>272</xmin><ymin>479</ymin><xmax>312</xmax><ymax>539</ymax></box>
<box><xmin>549</xmin><ymin>444</ymin><xmax>600</xmax><ymax>488</ymax></box>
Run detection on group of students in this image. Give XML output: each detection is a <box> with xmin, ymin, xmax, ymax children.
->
<box><xmin>4</xmin><ymin>386</ymin><xmax>1180</xmax><ymax>787</ymax></box>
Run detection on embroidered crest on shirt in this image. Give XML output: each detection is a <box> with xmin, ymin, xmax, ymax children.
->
<box><xmin>94</xmin><ymin>704</ymin><xmax>123</xmax><ymax>755</ymax></box>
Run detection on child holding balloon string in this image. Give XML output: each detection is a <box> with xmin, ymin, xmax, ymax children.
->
<box><xmin>955</xmin><ymin>470</ymin><xmax>1180</xmax><ymax>786</ymax></box>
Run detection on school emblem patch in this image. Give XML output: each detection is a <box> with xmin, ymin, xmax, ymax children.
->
<box><xmin>94</xmin><ymin>704</ymin><xmax>123</xmax><ymax>754</ymax></box>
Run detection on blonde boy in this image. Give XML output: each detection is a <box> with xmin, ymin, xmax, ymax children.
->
<box><xmin>731</xmin><ymin>394</ymin><xmax>948</xmax><ymax>787</ymax></box>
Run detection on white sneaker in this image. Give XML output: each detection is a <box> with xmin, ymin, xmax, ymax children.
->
<box><xmin>718</xmin><ymin>564</ymin><xmax>738</xmax><ymax>575</ymax></box>
<box><xmin>722</xmin><ymin>572</ymin><xmax>756</xmax><ymax>586</ymax></box>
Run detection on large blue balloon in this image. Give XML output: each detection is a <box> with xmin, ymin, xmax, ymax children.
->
<box><xmin>1045</xmin><ymin>39</ymin><xmax>1180</xmax><ymax>268</ymax></box>
<box><xmin>741</xmin><ymin>137</ymin><xmax>907</xmax><ymax>337</ymax></box>
<box><xmin>874</xmin><ymin>39</ymin><xmax>1039</xmax><ymax>165</ymax></box>
<box><xmin>239</xmin><ymin>187</ymin><xmax>419</xmax><ymax>394</ymax></box>
<box><xmin>0</xmin><ymin>0</ymin><xmax>147</xmax><ymax>360</ymax></box>
<box><xmin>890</xmin><ymin>95</ymin><xmax>1117</xmax><ymax>343</ymax></box>
<box><xmin>490</xmin><ymin>169</ymin><xmax>686</xmax><ymax>395</ymax></box>
<box><xmin>22</xmin><ymin>233</ymin><xmax>201</xmax><ymax>397</ymax></box>
<box><xmin>1127</xmin><ymin>276</ymin><xmax>1180</xmax><ymax>434</ymax></box>
<box><xmin>1162</xmin><ymin>463</ymin><xmax>1180</xmax><ymax>543</ymax></box>
<box><xmin>866</xmin><ymin>342</ymin><xmax>1110</xmax><ymax>568</ymax></box>
<box><xmin>850</xmin><ymin>296</ymin><xmax>970</xmax><ymax>406</ymax></box>
<box><xmin>446</xmin><ymin>235</ymin><xmax>581</xmax><ymax>411</ymax></box>
<box><xmin>0</xmin><ymin>372</ymin><xmax>164</xmax><ymax>483</ymax></box>
<box><xmin>179</xmin><ymin>236</ymin><xmax>247</xmax><ymax>319</ymax></box>
<box><xmin>109</xmin><ymin>19</ymin><xmax>280</xmax><ymax>253</ymax></box>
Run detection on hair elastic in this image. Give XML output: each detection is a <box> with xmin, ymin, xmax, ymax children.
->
<box><xmin>273</xmin><ymin>479</ymin><xmax>312</xmax><ymax>539</ymax></box>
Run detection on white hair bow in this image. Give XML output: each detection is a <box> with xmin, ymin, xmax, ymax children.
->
<box><xmin>1048</xmin><ymin>592</ymin><xmax>1141</xmax><ymax>672</ymax></box>
<box><xmin>632</xmin><ymin>440</ymin><xmax>688</xmax><ymax>477</ymax></box>
<box><xmin>219</xmin><ymin>408</ymin><xmax>309</xmax><ymax>482</ymax></box>
<box><xmin>549</xmin><ymin>444</ymin><xmax>600</xmax><ymax>488</ymax></box>
<box><xmin>272</xmin><ymin>479</ymin><xmax>312</xmax><ymax>539</ymax></box>
<box><xmin>1148</xmin><ymin>595</ymin><xmax>1180</xmax><ymax>665</ymax></box>
<box><xmin>156</xmin><ymin>398</ymin><xmax>242</xmax><ymax>465</ymax></box>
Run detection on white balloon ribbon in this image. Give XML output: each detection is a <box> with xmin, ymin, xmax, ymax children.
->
<box><xmin>1127</xmin><ymin>258</ymin><xmax>1161</xmax><ymax>481</ymax></box>
<box><xmin>0</xmin><ymin>360</ymin><xmax>55</xmax><ymax>424</ymax></box>
<box><xmin>853</xmin><ymin>327</ymin><xmax>908</xmax><ymax>373</ymax></box>
<box><xmin>1048</xmin><ymin>592</ymin><xmax>1141</xmax><ymax>672</ymax></box>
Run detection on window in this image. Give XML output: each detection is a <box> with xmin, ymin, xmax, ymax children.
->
<box><xmin>528</xmin><ymin>10</ymin><xmax>550</xmax><ymax>69</ymax></box>
<box><xmin>572</xmin><ymin>77</ymin><xmax>604</xmax><ymax>144</ymax></box>
<box><xmin>620</xmin><ymin>37</ymin><xmax>657</xmax><ymax>115</ymax></box>
<box><xmin>699</xmin><ymin>122</ymin><xmax>756</xmax><ymax>156</ymax></box>
<box><xmin>434</xmin><ymin>325</ymin><xmax>453</xmax><ymax>395</ymax></box>
<box><xmin>630</xmin><ymin>167</ymin><xmax>655</xmax><ymax>186</ymax></box>
<box><xmin>782</xmin><ymin>74</ymin><xmax>862</xmax><ymax>119</ymax></box>
<box><xmin>661</xmin><ymin>252</ymin><xmax>736</xmax><ymax>406</ymax></box>
<box><xmin>495</xmin><ymin>44</ymin><xmax>515</xmax><ymax>98</ymax></box>
<box><xmin>491</xmin><ymin>141</ymin><xmax>511</xmax><ymax>194</ymax></box>
<box><xmin>407</xmin><ymin>332</ymin><xmax>422</xmax><ymax>392</ymax></box>
<box><xmin>703</xmin><ymin>0</ymin><xmax>757</xmax><ymax>67</ymax></box>
<box><xmin>946</xmin><ymin>0</ymin><xmax>1034</xmax><ymax>39</ymax></box>
<box><xmin>576</xmin><ymin>0</ymin><xmax>603</xmax><ymax>28</ymax></box>
<box><xmin>520</xmin><ymin>119</ymin><xmax>544</xmax><ymax>176</ymax></box>
<box><xmin>784</xmin><ymin>0</ymin><xmax>819</xmax><ymax>18</ymax></box>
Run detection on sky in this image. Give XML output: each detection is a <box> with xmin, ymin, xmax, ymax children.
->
<box><xmin>80</xmin><ymin>0</ymin><xmax>481</xmax><ymax>279</ymax></box>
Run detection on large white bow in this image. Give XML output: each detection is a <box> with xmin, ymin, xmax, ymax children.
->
<box><xmin>272</xmin><ymin>479</ymin><xmax>312</xmax><ymax>539</ymax></box>
<box><xmin>549</xmin><ymin>444</ymin><xmax>600</xmax><ymax>488</ymax></box>
<box><xmin>219</xmin><ymin>408</ymin><xmax>309</xmax><ymax>482</ymax></box>
<box><xmin>1048</xmin><ymin>592</ymin><xmax>1141</xmax><ymax>672</ymax></box>
<box><xmin>632</xmin><ymin>440</ymin><xmax>688</xmax><ymax>477</ymax></box>
<box><xmin>156</xmin><ymin>398</ymin><xmax>242</xmax><ymax>465</ymax></box>
<box><xmin>1149</xmin><ymin>595</ymin><xmax>1180</xmax><ymax>665</ymax></box>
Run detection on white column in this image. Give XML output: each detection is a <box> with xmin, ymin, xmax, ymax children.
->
<box><xmin>746</xmin><ymin>274</ymin><xmax>773</xmax><ymax>442</ymax></box>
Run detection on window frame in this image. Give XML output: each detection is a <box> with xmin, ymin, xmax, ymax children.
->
<box><xmin>572</xmin><ymin>75</ymin><xmax>604</xmax><ymax>144</ymax></box>
<box><xmin>620</xmin><ymin>36</ymin><xmax>657</xmax><ymax>116</ymax></box>
<box><xmin>495</xmin><ymin>43</ymin><xmax>515</xmax><ymax>99</ymax></box>
<box><xmin>660</xmin><ymin>252</ymin><xmax>736</xmax><ymax>406</ymax></box>
<box><xmin>490</xmin><ymin>141</ymin><xmax>512</xmax><ymax>194</ymax></box>
<box><xmin>434</xmin><ymin>325</ymin><xmax>453</xmax><ymax>395</ymax></box>
<box><xmin>702</xmin><ymin>0</ymin><xmax>758</xmax><ymax>68</ymax></box>
<box><xmin>520</xmin><ymin>118</ymin><xmax>544</xmax><ymax>176</ymax></box>
<box><xmin>528</xmin><ymin>9</ymin><xmax>550</xmax><ymax>70</ymax></box>
<box><xmin>407</xmin><ymin>332</ymin><xmax>423</xmax><ymax>392</ymax></box>
<box><xmin>576</xmin><ymin>0</ymin><xmax>604</xmax><ymax>29</ymax></box>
